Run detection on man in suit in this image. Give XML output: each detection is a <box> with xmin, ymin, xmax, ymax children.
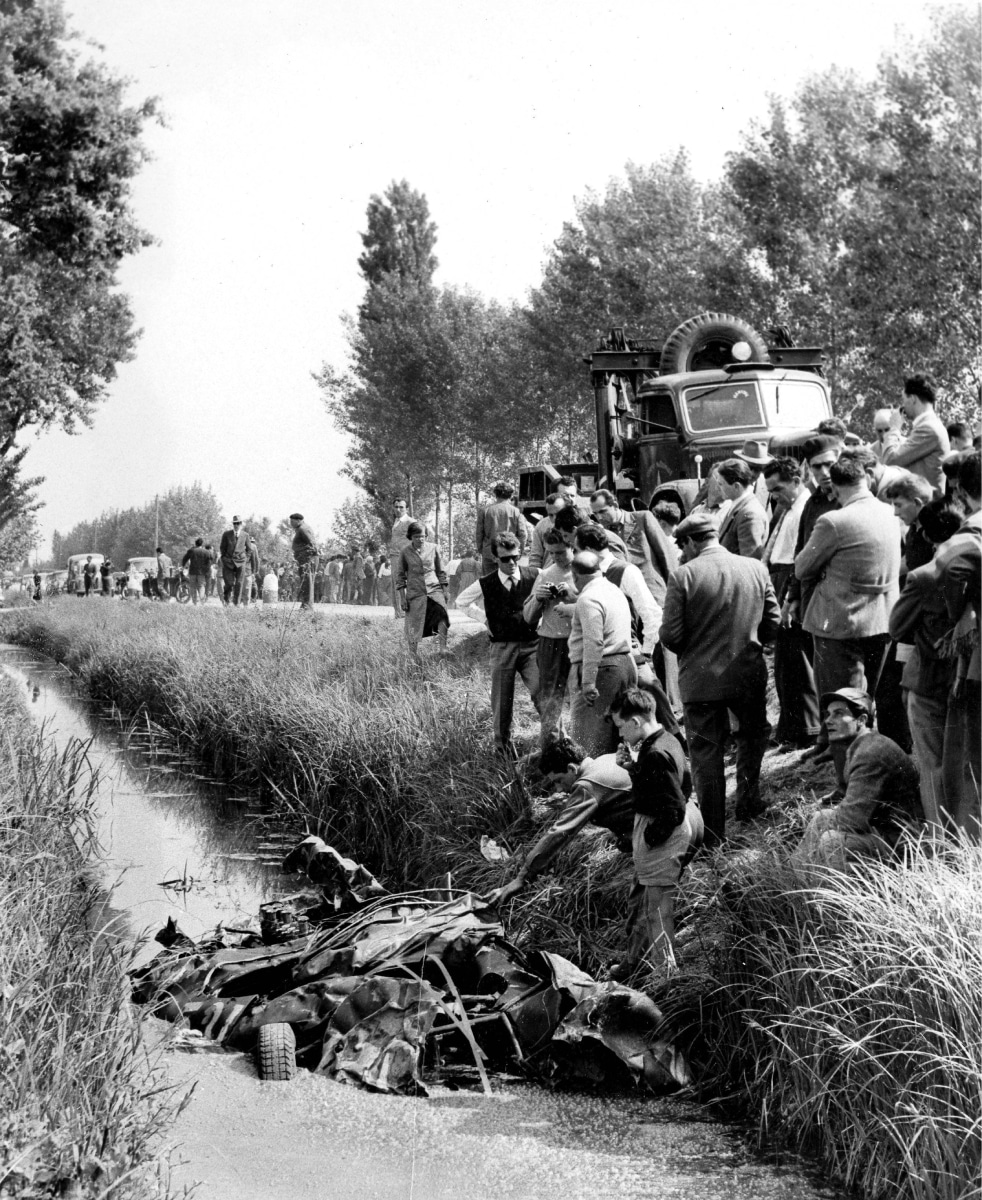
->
<box><xmin>660</xmin><ymin>513</ymin><xmax>780</xmax><ymax>845</ymax></box>
<box><xmin>476</xmin><ymin>482</ymin><xmax>527</xmax><ymax>576</ymax></box>
<box><xmin>219</xmin><ymin>516</ymin><xmax>252</xmax><ymax>606</ymax></box>
<box><xmin>456</xmin><ymin>531</ymin><xmax>540</xmax><ymax>756</ymax></box>
<box><xmin>716</xmin><ymin>458</ymin><xmax>769</xmax><ymax>558</ymax></box>
<box><xmin>882</xmin><ymin>373</ymin><xmax>951</xmax><ymax>497</ymax></box>
<box><xmin>588</xmin><ymin>488</ymin><xmax>678</xmax><ymax>609</ymax></box>
<box><xmin>795</xmin><ymin>453</ymin><xmax>902</xmax><ymax>786</ymax></box>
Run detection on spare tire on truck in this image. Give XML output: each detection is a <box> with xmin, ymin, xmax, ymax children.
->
<box><xmin>256</xmin><ymin>1022</ymin><xmax>297</xmax><ymax>1081</ymax></box>
<box><xmin>660</xmin><ymin>312</ymin><xmax>769</xmax><ymax>376</ymax></box>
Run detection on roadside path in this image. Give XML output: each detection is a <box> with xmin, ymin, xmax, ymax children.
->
<box><xmin>160</xmin><ymin>1035</ymin><xmax>836</xmax><ymax>1200</ymax></box>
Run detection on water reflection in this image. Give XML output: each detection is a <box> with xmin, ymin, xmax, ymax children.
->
<box><xmin>0</xmin><ymin>644</ymin><xmax>299</xmax><ymax>962</ymax></box>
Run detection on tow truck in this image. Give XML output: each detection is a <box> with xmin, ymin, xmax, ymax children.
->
<box><xmin>518</xmin><ymin>311</ymin><xmax>832</xmax><ymax>518</ymax></box>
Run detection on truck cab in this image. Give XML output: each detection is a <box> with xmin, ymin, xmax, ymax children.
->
<box><xmin>520</xmin><ymin>313</ymin><xmax>833</xmax><ymax>519</ymax></box>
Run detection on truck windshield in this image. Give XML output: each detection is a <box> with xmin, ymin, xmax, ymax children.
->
<box><xmin>682</xmin><ymin>382</ymin><xmax>763</xmax><ymax>433</ymax></box>
<box><xmin>759</xmin><ymin>380</ymin><xmax>829</xmax><ymax>429</ymax></box>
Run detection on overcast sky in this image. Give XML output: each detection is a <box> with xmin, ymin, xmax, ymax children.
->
<box><xmin>24</xmin><ymin>0</ymin><xmax>939</xmax><ymax>556</ymax></box>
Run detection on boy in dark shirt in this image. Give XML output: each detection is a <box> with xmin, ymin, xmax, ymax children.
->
<box><xmin>610</xmin><ymin>688</ymin><xmax>703</xmax><ymax>979</ymax></box>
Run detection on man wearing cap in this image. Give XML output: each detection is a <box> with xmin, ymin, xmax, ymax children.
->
<box><xmin>795</xmin><ymin>688</ymin><xmax>921</xmax><ymax>867</ymax></box>
<box><xmin>288</xmin><ymin>514</ymin><xmax>319</xmax><ymax>611</ymax></box>
<box><xmin>477</xmin><ymin>481</ymin><xmax>527</xmax><ymax>577</ymax></box>
<box><xmin>716</xmin><ymin>458</ymin><xmax>769</xmax><ymax>559</ymax></box>
<box><xmin>659</xmin><ymin>512</ymin><xmax>780</xmax><ymax>844</ymax></box>
<box><xmin>219</xmin><ymin>517</ymin><xmax>253</xmax><ymax>606</ymax></box>
<box><xmin>567</xmin><ymin>550</ymin><xmax>636</xmax><ymax>757</ymax></box>
<box><xmin>795</xmin><ymin>453</ymin><xmax>901</xmax><ymax>786</ymax></box>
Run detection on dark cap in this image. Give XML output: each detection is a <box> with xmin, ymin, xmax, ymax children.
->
<box><xmin>803</xmin><ymin>435</ymin><xmax>841</xmax><ymax>462</ymax></box>
<box><xmin>289</xmin><ymin>512</ymin><xmax>304</xmax><ymax>521</ymax></box>
<box><xmin>822</xmin><ymin>687</ymin><xmax>873</xmax><ymax>718</ymax></box>
<box><xmin>675</xmin><ymin>512</ymin><xmax>718</xmax><ymax>541</ymax></box>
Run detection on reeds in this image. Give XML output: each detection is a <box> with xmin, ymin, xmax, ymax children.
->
<box><xmin>668</xmin><ymin>838</ymin><xmax>982</xmax><ymax>1200</ymax></box>
<box><xmin>0</xmin><ymin>677</ymin><xmax>182</xmax><ymax>1198</ymax></box>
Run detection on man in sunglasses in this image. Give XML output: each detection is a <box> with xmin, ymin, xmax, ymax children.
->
<box><xmin>456</xmin><ymin>531</ymin><xmax>541</xmax><ymax>756</ymax></box>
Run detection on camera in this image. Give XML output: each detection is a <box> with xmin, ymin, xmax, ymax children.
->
<box><xmin>547</xmin><ymin>582</ymin><xmax>565</xmax><ymax>597</ymax></box>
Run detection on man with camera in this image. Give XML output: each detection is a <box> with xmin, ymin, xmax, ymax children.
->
<box><xmin>523</xmin><ymin>529</ymin><xmax>575</xmax><ymax>746</ymax></box>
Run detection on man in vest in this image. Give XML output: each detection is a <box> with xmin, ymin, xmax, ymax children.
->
<box><xmin>456</xmin><ymin>531</ymin><xmax>541</xmax><ymax>756</ymax></box>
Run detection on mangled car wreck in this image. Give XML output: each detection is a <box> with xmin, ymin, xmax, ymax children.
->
<box><xmin>133</xmin><ymin>837</ymin><xmax>691</xmax><ymax>1096</ymax></box>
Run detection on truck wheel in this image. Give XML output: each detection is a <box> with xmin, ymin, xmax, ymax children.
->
<box><xmin>660</xmin><ymin>312</ymin><xmax>769</xmax><ymax>375</ymax></box>
<box><xmin>256</xmin><ymin>1022</ymin><xmax>297</xmax><ymax>1081</ymax></box>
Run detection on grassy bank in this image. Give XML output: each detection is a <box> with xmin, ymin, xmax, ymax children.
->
<box><xmin>2</xmin><ymin>601</ymin><xmax>979</xmax><ymax>1198</ymax></box>
<box><xmin>0</xmin><ymin>674</ymin><xmax>181</xmax><ymax>1199</ymax></box>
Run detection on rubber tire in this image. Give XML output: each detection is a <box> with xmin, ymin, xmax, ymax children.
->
<box><xmin>659</xmin><ymin>312</ymin><xmax>769</xmax><ymax>376</ymax></box>
<box><xmin>256</xmin><ymin>1022</ymin><xmax>297</xmax><ymax>1082</ymax></box>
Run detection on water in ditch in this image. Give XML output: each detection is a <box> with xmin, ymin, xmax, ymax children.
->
<box><xmin>0</xmin><ymin>643</ymin><xmax>298</xmax><ymax>961</ymax></box>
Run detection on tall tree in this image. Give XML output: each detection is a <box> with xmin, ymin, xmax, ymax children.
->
<box><xmin>725</xmin><ymin>7</ymin><xmax>981</xmax><ymax>421</ymax></box>
<box><xmin>0</xmin><ymin>1</ymin><xmax>157</xmax><ymax>529</ymax></box>
<box><xmin>357</xmin><ymin>178</ymin><xmax>438</xmax><ymax>294</ymax></box>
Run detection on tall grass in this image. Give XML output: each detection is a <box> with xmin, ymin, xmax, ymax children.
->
<box><xmin>4</xmin><ymin>602</ymin><xmax>980</xmax><ymax>1199</ymax></box>
<box><xmin>0</xmin><ymin>676</ymin><xmax>182</xmax><ymax>1198</ymax></box>
<box><xmin>667</xmin><ymin>838</ymin><xmax>982</xmax><ymax>1200</ymax></box>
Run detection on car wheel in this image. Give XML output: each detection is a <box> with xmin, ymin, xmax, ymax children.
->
<box><xmin>256</xmin><ymin>1022</ymin><xmax>297</xmax><ymax>1081</ymax></box>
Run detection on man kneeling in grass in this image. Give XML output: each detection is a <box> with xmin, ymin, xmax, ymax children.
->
<box><xmin>795</xmin><ymin>688</ymin><xmax>922</xmax><ymax>869</ymax></box>
<box><xmin>610</xmin><ymin>687</ymin><xmax>703</xmax><ymax>981</ymax></box>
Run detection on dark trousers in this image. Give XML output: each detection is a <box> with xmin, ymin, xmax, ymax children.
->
<box><xmin>489</xmin><ymin>640</ymin><xmax>540</xmax><ymax>754</ymax></box>
<box><xmin>683</xmin><ymin>683</ymin><xmax>769</xmax><ymax>846</ymax></box>
<box><xmin>222</xmin><ymin>564</ymin><xmax>245</xmax><ymax>605</ymax></box>
<box><xmin>773</xmin><ymin>623</ymin><xmax>820</xmax><ymax>743</ymax></box>
<box><xmin>536</xmin><ymin>635</ymin><xmax>571</xmax><ymax>746</ymax></box>
<box><xmin>297</xmin><ymin>558</ymin><xmax>318</xmax><ymax>609</ymax></box>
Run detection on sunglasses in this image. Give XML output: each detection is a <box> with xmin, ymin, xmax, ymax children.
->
<box><xmin>497</xmin><ymin>554</ymin><xmax>520</xmax><ymax>562</ymax></box>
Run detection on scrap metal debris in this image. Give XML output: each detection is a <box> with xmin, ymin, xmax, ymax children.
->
<box><xmin>132</xmin><ymin>837</ymin><xmax>690</xmax><ymax>1096</ymax></box>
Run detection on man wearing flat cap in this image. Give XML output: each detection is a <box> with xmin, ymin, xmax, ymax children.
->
<box><xmin>289</xmin><ymin>513</ymin><xmax>319</xmax><ymax>611</ymax></box>
<box><xmin>659</xmin><ymin>512</ymin><xmax>780</xmax><ymax>845</ymax></box>
<box><xmin>795</xmin><ymin>688</ymin><xmax>921</xmax><ymax>868</ymax></box>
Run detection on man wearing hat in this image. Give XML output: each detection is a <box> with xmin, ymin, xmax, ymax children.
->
<box><xmin>289</xmin><ymin>513</ymin><xmax>319</xmax><ymax>611</ymax></box>
<box><xmin>734</xmin><ymin>438</ymin><xmax>774</xmax><ymax>508</ymax></box>
<box><xmin>795</xmin><ymin>688</ymin><xmax>921</xmax><ymax>867</ymax></box>
<box><xmin>659</xmin><ymin>512</ymin><xmax>780</xmax><ymax>845</ymax></box>
<box><xmin>477</xmin><ymin>481</ymin><xmax>527</xmax><ymax>577</ymax></box>
<box><xmin>219</xmin><ymin>516</ymin><xmax>253</xmax><ymax>606</ymax></box>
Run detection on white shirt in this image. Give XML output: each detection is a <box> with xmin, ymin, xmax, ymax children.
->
<box><xmin>597</xmin><ymin>548</ymin><xmax>661</xmax><ymax>654</ymax></box>
<box><xmin>764</xmin><ymin>488</ymin><xmax>809</xmax><ymax>566</ymax></box>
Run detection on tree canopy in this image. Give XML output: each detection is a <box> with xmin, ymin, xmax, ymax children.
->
<box><xmin>0</xmin><ymin>0</ymin><xmax>157</xmax><ymax>534</ymax></box>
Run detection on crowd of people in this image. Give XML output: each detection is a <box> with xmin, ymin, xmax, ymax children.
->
<box><xmin>392</xmin><ymin>377</ymin><xmax>979</xmax><ymax>981</ymax></box>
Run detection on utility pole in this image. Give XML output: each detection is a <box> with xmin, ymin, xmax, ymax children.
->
<box><xmin>155</xmin><ymin>495</ymin><xmax>159</xmax><ymax>548</ymax></box>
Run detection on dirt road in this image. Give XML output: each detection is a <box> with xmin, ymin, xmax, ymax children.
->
<box><xmin>161</xmin><ymin>1037</ymin><xmax>835</xmax><ymax>1200</ymax></box>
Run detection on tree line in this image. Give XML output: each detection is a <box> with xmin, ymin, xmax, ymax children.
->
<box><xmin>321</xmin><ymin>7</ymin><xmax>980</xmax><ymax>554</ymax></box>
<box><xmin>45</xmin><ymin>484</ymin><xmax>292</xmax><ymax>571</ymax></box>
